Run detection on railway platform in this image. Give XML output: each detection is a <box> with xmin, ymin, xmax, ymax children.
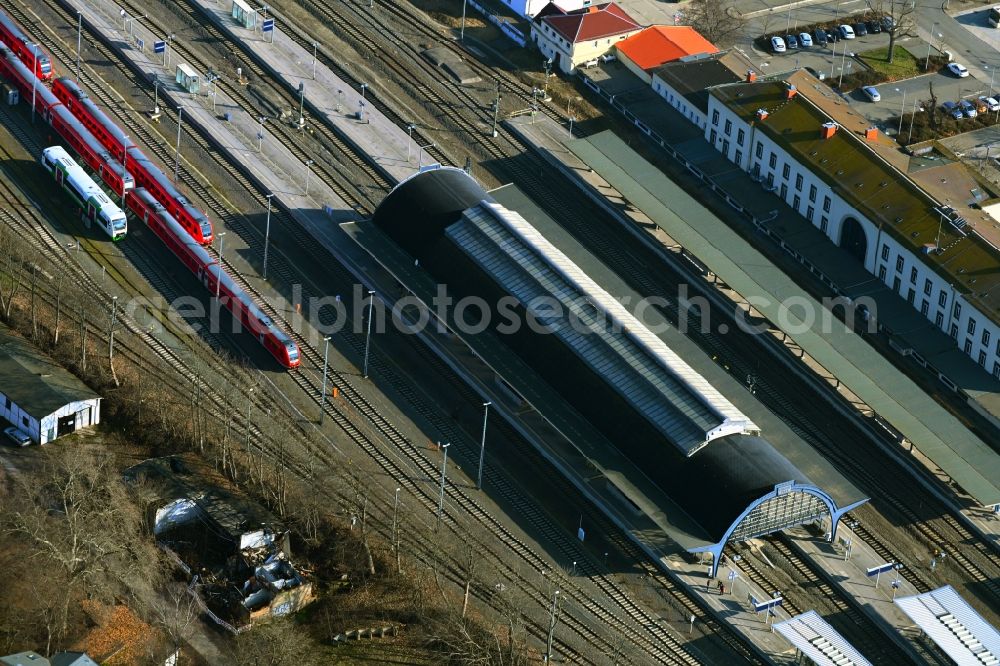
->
<box><xmin>186</xmin><ymin>0</ymin><xmax>423</xmax><ymax>185</ymax></box>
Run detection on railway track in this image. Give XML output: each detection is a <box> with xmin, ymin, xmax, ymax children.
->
<box><xmin>14</xmin><ymin>2</ymin><xmax>746</xmax><ymax>661</ymax></box>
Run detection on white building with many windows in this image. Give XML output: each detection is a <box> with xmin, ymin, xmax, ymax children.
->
<box><xmin>703</xmin><ymin>72</ymin><xmax>1000</xmax><ymax>379</ymax></box>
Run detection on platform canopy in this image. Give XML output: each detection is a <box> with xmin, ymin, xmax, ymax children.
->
<box><xmin>774</xmin><ymin>610</ymin><xmax>872</xmax><ymax>666</ymax></box>
<box><xmin>895</xmin><ymin>585</ymin><xmax>1000</xmax><ymax>666</ymax></box>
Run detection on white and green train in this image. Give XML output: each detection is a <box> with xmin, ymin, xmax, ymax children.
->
<box><xmin>41</xmin><ymin>145</ymin><xmax>127</xmax><ymax>241</ymax></box>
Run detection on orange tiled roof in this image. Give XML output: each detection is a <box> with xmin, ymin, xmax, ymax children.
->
<box><xmin>542</xmin><ymin>2</ymin><xmax>642</xmax><ymax>44</ymax></box>
<box><xmin>617</xmin><ymin>25</ymin><xmax>717</xmax><ymax>70</ymax></box>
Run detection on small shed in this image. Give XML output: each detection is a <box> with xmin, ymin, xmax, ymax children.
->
<box><xmin>232</xmin><ymin>0</ymin><xmax>258</xmax><ymax>29</ymax></box>
<box><xmin>175</xmin><ymin>63</ymin><xmax>201</xmax><ymax>94</ymax></box>
<box><xmin>0</xmin><ymin>325</ymin><xmax>101</xmax><ymax>444</ymax></box>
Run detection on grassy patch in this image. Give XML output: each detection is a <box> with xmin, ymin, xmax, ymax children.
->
<box><xmin>857</xmin><ymin>45</ymin><xmax>923</xmax><ymax>81</ymax></box>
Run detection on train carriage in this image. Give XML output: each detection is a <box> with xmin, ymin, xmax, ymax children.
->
<box><xmin>53</xmin><ymin>77</ymin><xmax>213</xmax><ymax>245</ymax></box>
<box><xmin>126</xmin><ymin>148</ymin><xmax>213</xmax><ymax>244</ymax></box>
<box><xmin>42</xmin><ymin>146</ymin><xmax>127</xmax><ymax>240</ymax></box>
<box><xmin>128</xmin><ymin>188</ymin><xmax>213</xmax><ymax>275</ymax></box>
<box><xmin>50</xmin><ymin>105</ymin><xmax>134</xmax><ymax>196</ymax></box>
<box><xmin>0</xmin><ymin>11</ymin><xmax>52</xmax><ymax>81</ymax></box>
<box><xmin>202</xmin><ymin>264</ymin><xmax>300</xmax><ymax>368</ymax></box>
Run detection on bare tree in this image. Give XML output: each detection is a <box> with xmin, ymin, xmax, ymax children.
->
<box><xmin>684</xmin><ymin>0</ymin><xmax>747</xmax><ymax>47</ymax></box>
<box><xmin>233</xmin><ymin>619</ymin><xmax>320</xmax><ymax>666</ymax></box>
<box><xmin>867</xmin><ymin>0</ymin><xmax>917</xmax><ymax>63</ymax></box>
<box><xmin>0</xmin><ymin>231</ymin><xmax>23</xmax><ymax>320</ymax></box>
<box><xmin>150</xmin><ymin>580</ymin><xmax>198</xmax><ymax>658</ymax></box>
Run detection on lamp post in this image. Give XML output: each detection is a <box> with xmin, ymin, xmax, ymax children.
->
<box><xmin>174</xmin><ymin>106</ymin><xmax>184</xmax><ymax>183</ymax></box>
<box><xmin>895</xmin><ymin>87</ymin><xmax>906</xmax><ymax>136</ymax></box>
<box><xmin>568</xmin><ymin>116</ymin><xmax>575</xmax><ymax>137</ymax></box>
<box><xmin>120</xmin><ymin>134</ymin><xmax>129</xmax><ymax>210</ymax></box>
<box><xmin>544</xmin><ymin>590</ymin><xmax>560</xmax><ymax>663</ymax></box>
<box><xmin>262</xmin><ymin>193</ymin><xmax>274</xmax><ymax>279</ymax></box>
<box><xmin>109</xmin><ymin>296</ymin><xmax>118</xmax><ymax>362</ymax></box>
<box><xmin>312</xmin><ymin>41</ymin><xmax>318</xmax><ymax>79</ymax></box>
<box><xmin>460</xmin><ymin>0</ymin><xmax>468</xmax><ymax>41</ymax></box>
<box><xmin>542</xmin><ymin>59</ymin><xmax>552</xmax><ymax>97</ymax></box>
<box><xmin>31</xmin><ymin>50</ymin><xmax>36</xmax><ymax>122</ymax></box>
<box><xmin>257</xmin><ymin>116</ymin><xmax>266</xmax><ymax>151</ymax></box>
<box><xmin>304</xmin><ymin>159</ymin><xmax>314</xmax><ymax>195</ymax></box>
<box><xmin>215</xmin><ymin>232</ymin><xmax>226</xmax><ymax>299</ymax></box>
<box><xmin>360</xmin><ymin>82</ymin><xmax>368</xmax><ymax>102</ymax></box>
<box><xmin>907</xmin><ymin>99</ymin><xmax>922</xmax><ymax>143</ymax></box>
<box><xmin>437</xmin><ymin>442</ymin><xmax>451</xmax><ymax>526</ymax></box>
<box><xmin>297</xmin><ymin>81</ymin><xmax>305</xmax><ymax>128</ymax></box>
<box><xmin>165</xmin><ymin>33</ymin><xmax>174</xmax><ymax>69</ymax></box>
<box><xmin>989</xmin><ymin>64</ymin><xmax>997</xmax><ymax>101</ymax></box>
<box><xmin>417</xmin><ymin>142</ymin><xmax>435</xmax><ymax>169</ymax></box>
<box><xmin>925</xmin><ymin>23</ymin><xmax>938</xmax><ymax>70</ymax></box>
<box><xmin>336</xmin><ymin>88</ymin><xmax>344</xmax><ymax>113</ymax></box>
<box><xmin>407</xmin><ymin>123</ymin><xmax>416</xmax><ymax>160</ymax></box>
<box><xmin>476</xmin><ymin>401</ymin><xmax>491</xmax><ymax>489</ymax></box>
<box><xmin>362</xmin><ymin>289</ymin><xmax>375</xmax><ymax>378</ymax></box>
<box><xmin>319</xmin><ymin>335</ymin><xmax>330</xmax><ymax>424</ymax></box>
<box><xmin>75</xmin><ymin>11</ymin><xmax>82</xmax><ymax>84</ymax></box>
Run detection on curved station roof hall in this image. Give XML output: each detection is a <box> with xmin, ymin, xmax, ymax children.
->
<box><xmin>352</xmin><ymin>167</ymin><xmax>867</xmax><ymax>573</ymax></box>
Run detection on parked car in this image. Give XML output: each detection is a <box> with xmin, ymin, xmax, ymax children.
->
<box><xmin>813</xmin><ymin>29</ymin><xmax>828</xmax><ymax>46</ymax></box>
<box><xmin>881</xmin><ymin>16</ymin><xmax>894</xmax><ymax>31</ymax></box>
<box><xmin>980</xmin><ymin>95</ymin><xmax>1000</xmax><ymax>112</ymax></box>
<box><xmin>3</xmin><ymin>426</ymin><xmax>31</xmax><ymax>447</ymax></box>
<box><xmin>839</xmin><ymin>24</ymin><xmax>856</xmax><ymax>39</ymax></box>
<box><xmin>785</xmin><ymin>33</ymin><xmax>799</xmax><ymax>48</ymax></box>
<box><xmin>798</xmin><ymin>32</ymin><xmax>813</xmax><ymax>47</ymax></box>
<box><xmin>827</xmin><ymin>29</ymin><xmax>840</xmax><ymax>43</ymax></box>
<box><xmin>942</xmin><ymin>101</ymin><xmax>964</xmax><ymax>119</ymax></box>
<box><xmin>947</xmin><ymin>62</ymin><xmax>970</xmax><ymax>77</ymax></box>
<box><xmin>865</xmin><ymin>19</ymin><xmax>882</xmax><ymax>33</ymax></box>
<box><xmin>805</xmin><ymin>66</ymin><xmax>827</xmax><ymax>80</ymax></box>
<box><xmin>853</xmin><ymin>22</ymin><xmax>868</xmax><ymax>36</ymax></box>
<box><xmin>862</xmin><ymin>86</ymin><xmax>881</xmax><ymax>102</ymax></box>
<box><xmin>600</xmin><ymin>53</ymin><xmax>617</xmax><ymax>63</ymax></box>
<box><xmin>771</xmin><ymin>36</ymin><xmax>787</xmax><ymax>53</ymax></box>
<box><xmin>959</xmin><ymin>99</ymin><xmax>978</xmax><ymax>117</ymax></box>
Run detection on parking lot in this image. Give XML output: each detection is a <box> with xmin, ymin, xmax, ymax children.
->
<box><xmin>846</xmin><ymin>68</ymin><xmax>990</xmax><ymax>131</ymax></box>
<box><xmin>753</xmin><ymin>29</ymin><xmax>918</xmax><ymax>82</ymax></box>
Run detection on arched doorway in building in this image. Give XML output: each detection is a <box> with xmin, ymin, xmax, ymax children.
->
<box><xmin>839</xmin><ymin>216</ymin><xmax>868</xmax><ymax>264</ymax></box>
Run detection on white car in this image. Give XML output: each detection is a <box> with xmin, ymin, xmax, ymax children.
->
<box><xmin>980</xmin><ymin>95</ymin><xmax>1000</xmax><ymax>112</ymax></box>
<box><xmin>948</xmin><ymin>62</ymin><xmax>970</xmax><ymax>77</ymax></box>
<box><xmin>862</xmin><ymin>86</ymin><xmax>881</xmax><ymax>102</ymax></box>
<box><xmin>771</xmin><ymin>36</ymin><xmax>787</xmax><ymax>53</ymax></box>
<box><xmin>838</xmin><ymin>24</ymin><xmax>856</xmax><ymax>39</ymax></box>
<box><xmin>798</xmin><ymin>32</ymin><xmax>813</xmax><ymax>47</ymax></box>
<box><xmin>3</xmin><ymin>426</ymin><xmax>31</xmax><ymax>447</ymax></box>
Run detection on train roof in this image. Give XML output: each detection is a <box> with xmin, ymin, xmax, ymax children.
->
<box><xmin>129</xmin><ymin>151</ymin><xmax>191</xmax><ymax>203</ymax></box>
<box><xmin>59</xmin><ymin>77</ymin><xmax>130</xmax><ymax>146</ymax></box>
<box><xmin>140</xmin><ymin>188</ymin><xmax>215</xmax><ymax>265</ymax></box>
<box><xmin>0</xmin><ymin>11</ymin><xmax>30</xmax><ymax>41</ymax></box>
<box><xmin>208</xmin><ymin>264</ymin><xmax>293</xmax><ymax>342</ymax></box>
<box><xmin>51</xmin><ymin>105</ymin><xmax>133</xmax><ymax>182</ymax></box>
<box><xmin>0</xmin><ymin>43</ymin><xmax>50</xmax><ymax>93</ymax></box>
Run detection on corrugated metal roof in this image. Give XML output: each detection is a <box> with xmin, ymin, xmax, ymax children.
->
<box><xmin>774</xmin><ymin>611</ymin><xmax>873</xmax><ymax>666</ymax></box>
<box><xmin>895</xmin><ymin>586</ymin><xmax>1000</xmax><ymax>666</ymax></box>
<box><xmin>445</xmin><ymin>200</ymin><xmax>757</xmax><ymax>455</ymax></box>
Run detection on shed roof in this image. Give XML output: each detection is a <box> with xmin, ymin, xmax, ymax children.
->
<box><xmin>774</xmin><ymin>611</ymin><xmax>873</xmax><ymax>666</ymax></box>
<box><xmin>0</xmin><ymin>654</ymin><xmax>49</xmax><ymax>666</ymax></box>
<box><xmin>0</xmin><ymin>324</ymin><xmax>99</xmax><ymax>417</ymax></box>
<box><xmin>540</xmin><ymin>2</ymin><xmax>640</xmax><ymax>44</ymax></box>
<box><xmin>445</xmin><ymin>196</ymin><xmax>758</xmax><ymax>454</ymax></box>
<box><xmin>710</xmin><ymin>76</ymin><xmax>1000</xmax><ymax>331</ymax></box>
<box><xmin>895</xmin><ymin>586</ymin><xmax>1000</xmax><ymax>665</ymax></box>
<box><xmin>50</xmin><ymin>653</ymin><xmax>98</xmax><ymax>666</ymax></box>
<box><xmin>617</xmin><ymin>25</ymin><xmax>717</xmax><ymax>70</ymax></box>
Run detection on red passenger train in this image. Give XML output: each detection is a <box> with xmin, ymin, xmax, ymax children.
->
<box><xmin>53</xmin><ymin>76</ymin><xmax>214</xmax><ymax>245</ymax></box>
<box><xmin>130</xmin><ymin>189</ymin><xmax>300</xmax><ymax>367</ymax></box>
<box><xmin>0</xmin><ymin>11</ymin><xmax>51</xmax><ymax>81</ymax></box>
<box><xmin>0</xmin><ymin>44</ymin><xmax>133</xmax><ymax>197</ymax></box>
<box><xmin>0</xmin><ymin>8</ymin><xmax>299</xmax><ymax>368</ymax></box>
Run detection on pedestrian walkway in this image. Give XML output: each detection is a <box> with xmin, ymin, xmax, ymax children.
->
<box><xmin>508</xmin><ymin>113</ymin><xmax>1000</xmax><ymax>550</ymax></box>
<box><xmin>187</xmin><ymin>0</ymin><xmax>425</xmax><ymax>184</ymax></box>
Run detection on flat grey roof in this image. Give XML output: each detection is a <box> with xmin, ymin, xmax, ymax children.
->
<box><xmin>448</xmin><ymin>199</ymin><xmax>757</xmax><ymax>455</ymax></box>
<box><xmin>774</xmin><ymin>611</ymin><xmax>873</xmax><ymax>666</ymax></box>
<box><xmin>895</xmin><ymin>586</ymin><xmax>1000</xmax><ymax>666</ymax></box>
<box><xmin>567</xmin><ymin>130</ymin><xmax>1000</xmax><ymax>506</ymax></box>
<box><xmin>0</xmin><ymin>324</ymin><xmax>99</xmax><ymax>418</ymax></box>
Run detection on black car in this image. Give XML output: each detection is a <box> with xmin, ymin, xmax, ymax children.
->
<box><xmin>827</xmin><ymin>29</ymin><xmax>840</xmax><ymax>43</ymax></box>
<box><xmin>785</xmin><ymin>33</ymin><xmax>799</xmax><ymax>48</ymax></box>
<box><xmin>854</xmin><ymin>22</ymin><xmax>868</xmax><ymax>36</ymax></box>
<box><xmin>865</xmin><ymin>19</ymin><xmax>882</xmax><ymax>33</ymax></box>
<box><xmin>813</xmin><ymin>28</ymin><xmax>828</xmax><ymax>46</ymax></box>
